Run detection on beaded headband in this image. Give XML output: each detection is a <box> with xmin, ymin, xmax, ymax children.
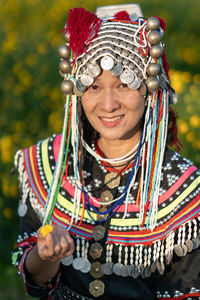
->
<box><xmin>58</xmin><ymin>7</ymin><xmax>177</xmax><ymax>104</ymax></box>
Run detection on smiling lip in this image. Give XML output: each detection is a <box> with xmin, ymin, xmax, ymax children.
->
<box><xmin>99</xmin><ymin>115</ymin><xmax>124</xmax><ymax>127</ymax></box>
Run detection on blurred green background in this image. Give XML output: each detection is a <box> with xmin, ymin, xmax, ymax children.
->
<box><xmin>0</xmin><ymin>0</ymin><xmax>200</xmax><ymax>298</ymax></box>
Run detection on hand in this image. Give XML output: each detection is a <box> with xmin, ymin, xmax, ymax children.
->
<box><xmin>36</xmin><ymin>225</ymin><xmax>74</xmax><ymax>262</ymax></box>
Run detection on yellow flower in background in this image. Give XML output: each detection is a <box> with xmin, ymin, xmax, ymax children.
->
<box><xmin>0</xmin><ymin>136</ymin><xmax>12</xmax><ymax>163</ymax></box>
<box><xmin>3</xmin><ymin>208</ymin><xmax>13</xmax><ymax>219</ymax></box>
<box><xmin>187</xmin><ymin>105</ymin><xmax>195</xmax><ymax>114</ymax></box>
<box><xmin>183</xmin><ymin>48</ymin><xmax>199</xmax><ymax>64</ymax></box>
<box><xmin>186</xmin><ymin>132</ymin><xmax>195</xmax><ymax>142</ymax></box>
<box><xmin>193</xmin><ymin>74</ymin><xmax>200</xmax><ymax>85</ymax></box>
<box><xmin>2</xmin><ymin>32</ymin><xmax>17</xmax><ymax>53</ymax></box>
<box><xmin>179</xmin><ymin>121</ymin><xmax>189</xmax><ymax>134</ymax></box>
<box><xmin>190</xmin><ymin>115</ymin><xmax>200</xmax><ymax>128</ymax></box>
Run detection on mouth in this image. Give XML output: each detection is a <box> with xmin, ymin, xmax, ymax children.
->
<box><xmin>99</xmin><ymin>115</ymin><xmax>124</xmax><ymax>127</ymax></box>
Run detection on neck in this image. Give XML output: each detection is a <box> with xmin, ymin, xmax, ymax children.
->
<box><xmin>98</xmin><ymin>132</ymin><xmax>141</xmax><ymax>160</ymax></box>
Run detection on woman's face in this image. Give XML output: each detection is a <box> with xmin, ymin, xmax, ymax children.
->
<box><xmin>81</xmin><ymin>70</ymin><xmax>145</xmax><ymax>143</ymax></box>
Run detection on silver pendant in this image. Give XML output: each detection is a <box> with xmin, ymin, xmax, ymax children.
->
<box><xmin>88</xmin><ymin>63</ymin><xmax>101</xmax><ymax>77</ymax></box>
<box><xmin>76</xmin><ymin>79</ymin><xmax>86</xmax><ymax>92</ymax></box>
<box><xmin>80</xmin><ymin>259</ymin><xmax>91</xmax><ymax>273</ymax></box>
<box><xmin>121</xmin><ymin>265</ymin><xmax>130</xmax><ymax>277</ymax></box>
<box><xmin>182</xmin><ymin>244</ymin><xmax>188</xmax><ymax>256</ymax></box>
<box><xmin>128</xmin><ymin>76</ymin><xmax>142</xmax><ymax>90</ymax></box>
<box><xmin>110</xmin><ymin>62</ymin><xmax>123</xmax><ymax>76</ymax></box>
<box><xmin>61</xmin><ymin>255</ymin><xmax>74</xmax><ymax>266</ymax></box>
<box><xmin>100</xmin><ymin>56</ymin><xmax>114</xmax><ymax>70</ymax></box>
<box><xmin>157</xmin><ymin>261</ymin><xmax>165</xmax><ymax>275</ymax></box>
<box><xmin>131</xmin><ymin>265</ymin><xmax>140</xmax><ymax>278</ymax></box>
<box><xmin>101</xmin><ymin>262</ymin><xmax>113</xmax><ymax>275</ymax></box>
<box><xmin>80</xmin><ymin>74</ymin><xmax>94</xmax><ymax>86</ymax></box>
<box><xmin>144</xmin><ymin>265</ymin><xmax>152</xmax><ymax>278</ymax></box>
<box><xmin>18</xmin><ymin>202</ymin><xmax>28</xmax><ymax>217</ymax></box>
<box><xmin>174</xmin><ymin>244</ymin><xmax>183</xmax><ymax>257</ymax></box>
<box><xmin>185</xmin><ymin>239</ymin><xmax>193</xmax><ymax>253</ymax></box>
<box><xmin>151</xmin><ymin>261</ymin><xmax>157</xmax><ymax>273</ymax></box>
<box><xmin>72</xmin><ymin>257</ymin><xmax>85</xmax><ymax>270</ymax></box>
<box><xmin>192</xmin><ymin>237</ymin><xmax>200</xmax><ymax>249</ymax></box>
<box><xmin>120</xmin><ymin>69</ymin><xmax>134</xmax><ymax>84</ymax></box>
<box><xmin>113</xmin><ymin>263</ymin><xmax>123</xmax><ymax>276</ymax></box>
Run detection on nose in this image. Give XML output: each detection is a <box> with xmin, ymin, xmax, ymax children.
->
<box><xmin>99</xmin><ymin>88</ymin><xmax>121</xmax><ymax>112</ymax></box>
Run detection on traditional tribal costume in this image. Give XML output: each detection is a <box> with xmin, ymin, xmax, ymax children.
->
<box><xmin>12</xmin><ymin>5</ymin><xmax>200</xmax><ymax>300</ymax></box>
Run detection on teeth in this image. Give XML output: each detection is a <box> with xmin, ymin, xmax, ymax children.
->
<box><xmin>101</xmin><ymin>116</ymin><xmax>122</xmax><ymax>122</ymax></box>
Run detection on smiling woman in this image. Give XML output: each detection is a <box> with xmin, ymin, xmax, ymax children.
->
<box><xmin>81</xmin><ymin>70</ymin><xmax>145</xmax><ymax>156</ymax></box>
<box><xmin>11</xmin><ymin>4</ymin><xmax>200</xmax><ymax>300</ymax></box>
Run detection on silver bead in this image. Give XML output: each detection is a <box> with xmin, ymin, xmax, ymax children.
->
<box><xmin>148</xmin><ymin>30</ymin><xmax>162</xmax><ymax>45</ymax></box>
<box><xmin>145</xmin><ymin>77</ymin><xmax>160</xmax><ymax>92</ymax></box>
<box><xmin>60</xmin><ymin>80</ymin><xmax>74</xmax><ymax>95</ymax></box>
<box><xmin>149</xmin><ymin>45</ymin><xmax>163</xmax><ymax>58</ymax></box>
<box><xmin>59</xmin><ymin>59</ymin><xmax>72</xmax><ymax>74</ymax></box>
<box><xmin>146</xmin><ymin>63</ymin><xmax>161</xmax><ymax>76</ymax></box>
<box><xmin>146</xmin><ymin>17</ymin><xmax>160</xmax><ymax>30</ymax></box>
<box><xmin>58</xmin><ymin>44</ymin><xmax>70</xmax><ymax>59</ymax></box>
<box><xmin>64</xmin><ymin>32</ymin><xmax>70</xmax><ymax>42</ymax></box>
<box><xmin>169</xmin><ymin>91</ymin><xmax>178</xmax><ymax>104</ymax></box>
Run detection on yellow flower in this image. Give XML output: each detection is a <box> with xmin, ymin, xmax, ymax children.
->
<box><xmin>41</xmin><ymin>225</ymin><xmax>54</xmax><ymax>237</ymax></box>
<box><xmin>3</xmin><ymin>208</ymin><xmax>12</xmax><ymax>219</ymax></box>
<box><xmin>190</xmin><ymin>115</ymin><xmax>200</xmax><ymax>128</ymax></box>
<box><xmin>186</xmin><ymin>132</ymin><xmax>195</xmax><ymax>142</ymax></box>
<box><xmin>179</xmin><ymin>121</ymin><xmax>189</xmax><ymax>134</ymax></box>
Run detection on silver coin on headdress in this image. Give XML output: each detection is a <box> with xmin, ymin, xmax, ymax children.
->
<box><xmin>120</xmin><ymin>69</ymin><xmax>135</xmax><ymax>84</ymax></box>
<box><xmin>80</xmin><ymin>259</ymin><xmax>91</xmax><ymax>273</ymax></box>
<box><xmin>76</xmin><ymin>79</ymin><xmax>86</xmax><ymax>92</ymax></box>
<box><xmin>128</xmin><ymin>76</ymin><xmax>142</xmax><ymax>90</ymax></box>
<box><xmin>100</xmin><ymin>56</ymin><xmax>115</xmax><ymax>70</ymax></box>
<box><xmin>88</xmin><ymin>63</ymin><xmax>101</xmax><ymax>77</ymax></box>
<box><xmin>80</xmin><ymin>73</ymin><xmax>94</xmax><ymax>86</ymax></box>
<box><xmin>110</xmin><ymin>62</ymin><xmax>123</xmax><ymax>76</ymax></box>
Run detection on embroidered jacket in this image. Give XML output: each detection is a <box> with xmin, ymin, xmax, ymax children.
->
<box><xmin>12</xmin><ymin>134</ymin><xmax>200</xmax><ymax>300</ymax></box>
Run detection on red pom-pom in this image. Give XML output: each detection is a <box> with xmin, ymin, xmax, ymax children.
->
<box><xmin>114</xmin><ymin>11</ymin><xmax>131</xmax><ymax>21</ymax></box>
<box><xmin>64</xmin><ymin>8</ymin><xmax>102</xmax><ymax>59</ymax></box>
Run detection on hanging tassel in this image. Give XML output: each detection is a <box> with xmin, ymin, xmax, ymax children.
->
<box><xmin>114</xmin><ymin>11</ymin><xmax>131</xmax><ymax>21</ymax></box>
<box><xmin>64</xmin><ymin>8</ymin><xmax>102</xmax><ymax>59</ymax></box>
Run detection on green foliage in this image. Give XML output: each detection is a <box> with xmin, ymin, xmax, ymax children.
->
<box><xmin>0</xmin><ymin>0</ymin><xmax>199</xmax><ymax>297</ymax></box>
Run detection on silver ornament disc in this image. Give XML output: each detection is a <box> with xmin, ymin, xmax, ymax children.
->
<box><xmin>185</xmin><ymin>239</ymin><xmax>193</xmax><ymax>253</ymax></box>
<box><xmin>101</xmin><ymin>262</ymin><xmax>113</xmax><ymax>275</ymax></box>
<box><xmin>157</xmin><ymin>261</ymin><xmax>165</xmax><ymax>275</ymax></box>
<box><xmin>72</xmin><ymin>257</ymin><xmax>85</xmax><ymax>270</ymax></box>
<box><xmin>131</xmin><ymin>265</ymin><xmax>140</xmax><ymax>278</ymax></box>
<box><xmin>144</xmin><ymin>265</ymin><xmax>152</xmax><ymax>278</ymax></box>
<box><xmin>128</xmin><ymin>76</ymin><xmax>142</xmax><ymax>90</ymax></box>
<box><xmin>110</xmin><ymin>62</ymin><xmax>123</xmax><ymax>76</ymax></box>
<box><xmin>18</xmin><ymin>202</ymin><xmax>28</xmax><ymax>217</ymax></box>
<box><xmin>80</xmin><ymin>74</ymin><xmax>94</xmax><ymax>86</ymax></box>
<box><xmin>88</xmin><ymin>63</ymin><xmax>101</xmax><ymax>77</ymax></box>
<box><xmin>76</xmin><ymin>79</ymin><xmax>86</xmax><ymax>93</ymax></box>
<box><xmin>120</xmin><ymin>69</ymin><xmax>134</xmax><ymax>84</ymax></box>
<box><xmin>121</xmin><ymin>265</ymin><xmax>130</xmax><ymax>277</ymax></box>
<box><xmin>80</xmin><ymin>259</ymin><xmax>91</xmax><ymax>273</ymax></box>
<box><xmin>61</xmin><ymin>255</ymin><xmax>74</xmax><ymax>266</ymax></box>
<box><xmin>174</xmin><ymin>244</ymin><xmax>183</xmax><ymax>257</ymax></box>
<box><xmin>113</xmin><ymin>263</ymin><xmax>123</xmax><ymax>276</ymax></box>
<box><xmin>100</xmin><ymin>56</ymin><xmax>114</xmax><ymax>70</ymax></box>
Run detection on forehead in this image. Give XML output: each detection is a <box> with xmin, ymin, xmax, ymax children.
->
<box><xmin>94</xmin><ymin>70</ymin><xmax>122</xmax><ymax>84</ymax></box>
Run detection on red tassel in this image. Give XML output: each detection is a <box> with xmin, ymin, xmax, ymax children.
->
<box><xmin>114</xmin><ymin>11</ymin><xmax>131</xmax><ymax>21</ymax></box>
<box><xmin>168</xmin><ymin>106</ymin><xmax>183</xmax><ymax>152</ymax></box>
<box><xmin>64</xmin><ymin>8</ymin><xmax>102</xmax><ymax>59</ymax></box>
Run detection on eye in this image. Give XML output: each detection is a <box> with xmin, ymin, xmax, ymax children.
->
<box><xmin>90</xmin><ymin>84</ymin><xmax>99</xmax><ymax>90</ymax></box>
<box><xmin>119</xmin><ymin>83</ymin><xmax>128</xmax><ymax>88</ymax></box>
